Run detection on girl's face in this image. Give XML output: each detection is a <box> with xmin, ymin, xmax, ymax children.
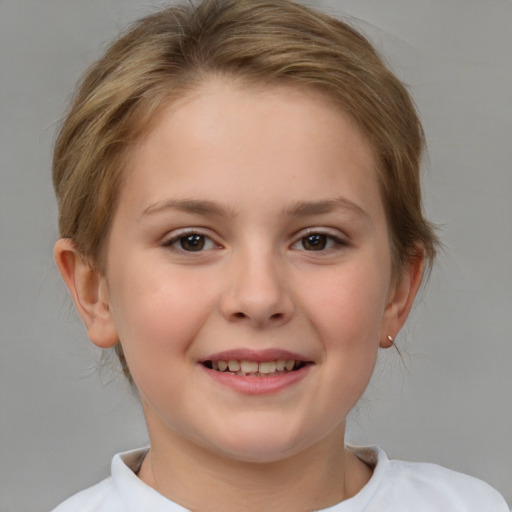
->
<box><xmin>75</xmin><ymin>79</ymin><xmax>420</xmax><ymax>463</ymax></box>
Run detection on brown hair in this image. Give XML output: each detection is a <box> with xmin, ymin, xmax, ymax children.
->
<box><xmin>53</xmin><ymin>0</ymin><xmax>438</xmax><ymax>377</ymax></box>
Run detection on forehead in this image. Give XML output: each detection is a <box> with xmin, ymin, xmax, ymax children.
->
<box><xmin>119</xmin><ymin>78</ymin><xmax>383</xmax><ymax>222</ymax></box>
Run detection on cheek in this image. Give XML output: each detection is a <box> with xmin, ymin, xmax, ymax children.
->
<box><xmin>304</xmin><ymin>264</ymin><xmax>388</xmax><ymax>413</ymax></box>
<box><xmin>300</xmin><ymin>259</ymin><xmax>390</xmax><ymax>347</ymax></box>
<box><xmin>107</xmin><ymin>265</ymin><xmax>215</xmax><ymax>366</ymax></box>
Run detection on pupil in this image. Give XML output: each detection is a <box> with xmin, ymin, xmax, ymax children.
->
<box><xmin>303</xmin><ymin>234</ymin><xmax>326</xmax><ymax>250</ymax></box>
<box><xmin>181</xmin><ymin>234</ymin><xmax>205</xmax><ymax>251</ymax></box>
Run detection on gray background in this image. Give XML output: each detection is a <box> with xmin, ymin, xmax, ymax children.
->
<box><xmin>1</xmin><ymin>1</ymin><xmax>511</xmax><ymax>510</ymax></box>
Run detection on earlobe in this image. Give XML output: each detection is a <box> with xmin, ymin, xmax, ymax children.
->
<box><xmin>380</xmin><ymin>255</ymin><xmax>425</xmax><ymax>348</ymax></box>
<box><xmin>54</xmin><ymin>238</ymin><xmax>119</xmax><ymax>348</ymax></box>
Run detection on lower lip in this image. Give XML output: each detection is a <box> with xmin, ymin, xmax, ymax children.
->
<box><xmin>201</xmin><ymin>365</ymin><xmax>311</xmax><ymax>395</ymax></box>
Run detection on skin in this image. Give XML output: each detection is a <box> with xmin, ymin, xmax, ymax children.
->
<box><xmin>55</xmin><ymin>78</ymin><xmax>423</xmax><ymax>511</ymax></box>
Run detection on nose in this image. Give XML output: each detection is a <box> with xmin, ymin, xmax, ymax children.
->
<box><xmin>220</xmin><ymin>249</ymin><xmax>294</xmax><ymax>328</ymax></box>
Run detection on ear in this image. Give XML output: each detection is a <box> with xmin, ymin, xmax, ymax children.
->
<box><xmin>380</xmin><ymin>254</ymin><xmax>425</xmax><ymax>348</ymax></box>
<box><xmin>54</xmin><ymin>238</ymin><xmax>118</xmax><ymax>348</ymax></box>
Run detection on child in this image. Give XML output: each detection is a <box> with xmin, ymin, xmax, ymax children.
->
<box><xmin>51</xmin><ymin>0</ymin><xmax>509</xmax><ymax>510</ymax></box>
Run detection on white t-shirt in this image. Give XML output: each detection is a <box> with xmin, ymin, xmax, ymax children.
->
<box><xmin>51</xmin><ymin>446</ymin><xmax>509</xmax><ymax>511</ymax></box>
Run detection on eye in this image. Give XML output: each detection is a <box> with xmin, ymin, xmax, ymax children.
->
<box><xmin>301</xmin><ymin>233</ymin><xmax>329</xmax><ymax>251</ymax></box>
<box><xmin>164</xmin><ymin>232</ymin><xmax>217</xmax><ymax>252</ymax></box>
<box><xmin>291</xmin><ymin>231</ymin><xmax>347</xmax><ymax>251</ymax></box>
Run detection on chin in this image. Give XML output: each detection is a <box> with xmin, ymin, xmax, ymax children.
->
<box><xmin>200</xmin><ymin>421</ymin><xmax>322</xmax><ymax>464</ymax></box>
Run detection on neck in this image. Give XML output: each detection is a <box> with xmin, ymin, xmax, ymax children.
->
<box><xmin>138</xmin><ymin>422</ymin><xmax>371</xmax><ymax>512</ymax></box>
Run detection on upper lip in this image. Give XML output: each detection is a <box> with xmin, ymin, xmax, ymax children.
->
<box><xmin>199</xmin><ymin>348</ymin><xmax>312</xmax><ymax>363</ymax></box>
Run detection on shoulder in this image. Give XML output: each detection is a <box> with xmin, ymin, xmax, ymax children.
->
<box><xmin>50</xmin><ymin>477</ymin><xmax>123</xmax><ymax>512</ymax></box>
<box><xmin>386</xmin><ymin>458</ymin><xmax>508</xmax><ymax>511</ymax></box>
<box><xmin>50</xmin><ymin>447</ymin><xmax>189</xmax><ymax>512</ymax></box>
<box><xmin>50</xmin><ymin>448</ymin><xmax>148</xmax><ymax>512</ymax></box>
<box><xmin>346</xmin><ymin>446</ymin><xmax>509</xmax><ymax>511</ymax></box>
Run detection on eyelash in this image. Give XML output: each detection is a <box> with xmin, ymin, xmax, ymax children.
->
<box><xmin>162</xmin><ymin>230</ymin><xmax>218</xmax><ymax>253</ymax></box>
<box><xmin>291</xmin><ymin>229</ymin><xmax>348</xmax><ymax>252</ymax></box>
<box><xmin>162</xmin><ymin>228</ymin><xmax>348</xmax><ymax>253</ymax></box>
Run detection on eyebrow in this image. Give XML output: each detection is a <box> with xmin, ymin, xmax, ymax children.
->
<box><xmin>285</xmin><ymin>197</ymin><xmax>372</xmax><ymax>224</ymax></box>
<box><xmin>140</xmin><ymin>199</ymin><xmax>231</xmax><ymax>219</ymax></box>
<box><xmin>140</xmin><ymin>196</ymin><xmax>371</xmax><ymax>224</ymax></box>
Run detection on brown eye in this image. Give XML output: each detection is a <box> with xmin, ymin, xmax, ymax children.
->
<box><xmin>164</xmin><ymin>231</ymin><xmax>218</xmax><ymax>253</ymax></box>
<box><xmin>301</xmin><ymin>234</ymin><xmax>327</xmax><ymax>250</ymax></box>
<box><xmin>292</xmin><ymin>231</ymin><xmax>347</xmax><ymax>252</ymax></box>
<box><xmin>179</xmin><ymin>234</ymin><xmax>206</xmax><ymax>251</ymax></box>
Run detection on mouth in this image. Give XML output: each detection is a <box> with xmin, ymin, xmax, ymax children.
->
<box><xmin>202</xmin><ymin>359</ymin><xmax>309</xmax><ymax>377</ymax></box>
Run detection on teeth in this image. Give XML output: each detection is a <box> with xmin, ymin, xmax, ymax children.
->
<box><xmin>259</xmin><ymin>361</ymin><xmax>277</xmax><ymax>374</ymax></box>
<box><xmin>209</xmin><ymin>359</ymin><xmax>300</xmax><ymax>375</ymax></box>
<box><xmin>276</xmin><ymin>359</ymin><xmax>286</xmax><ymax>371</ymax></box>
<box><xmin>228</xmin><ymin>360</ymin><xmax>240</xmax><ymax>372</ymax></box>
<box><xmin>240</xmin><ymin>360</ymin><xmax>259</xmax><ymax>374</ymax></box>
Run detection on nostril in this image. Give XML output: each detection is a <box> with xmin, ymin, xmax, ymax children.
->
<box><xmin>270</xmin><ymin>313</ymin><xmax>283</xmax><ymax>320</ymax></box>
<box><xmin>234</xmin><ymin>312</ymin><xmax>246</xmax><ymax>319</ymax></box>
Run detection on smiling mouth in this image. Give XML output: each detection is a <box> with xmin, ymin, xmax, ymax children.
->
<box><xmin>202</xmin><ymin>359</ymin><xmax>308</xmax><ymax>377</ymax></box>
